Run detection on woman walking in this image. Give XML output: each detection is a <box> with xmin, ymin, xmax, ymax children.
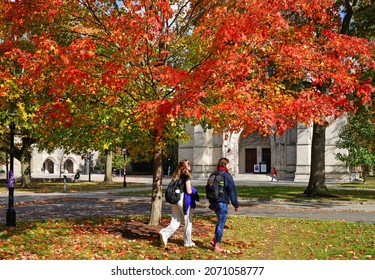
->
<box><xmin>210</xmin><ymin>157</ymin><xmax>239</xmax><ymax>253</ymax></box>
<box><xmin>159</xmin><ymin>159</ymin><xmax>198</xmax><ymax>247</ymax></box>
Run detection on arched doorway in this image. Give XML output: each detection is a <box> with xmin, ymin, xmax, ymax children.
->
<box><xmin>43</xmin><ymin>159</ymin><xmax>54</xmax><ymax>174</ymax></box>
<box><xmin>64</xmin><ymin>159</ymin><xmax>74</xmax><ymax>173</ymax></box>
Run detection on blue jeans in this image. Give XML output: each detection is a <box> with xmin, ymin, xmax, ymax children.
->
<box><xmin>214</xmin><ymin>202</ymin><xmax>228</xmax><ymax>243</ymax></box>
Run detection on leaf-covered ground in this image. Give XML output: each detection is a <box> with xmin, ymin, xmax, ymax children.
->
<box><xmin>1</xmin><ymin>215</ymin><xmax>374</xmax><ymax>260</ymax></box>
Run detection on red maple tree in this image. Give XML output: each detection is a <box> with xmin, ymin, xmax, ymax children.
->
<box><xmin>1</xmin><ymin>0</ymin><xmax>374</xmax><ymax>221</ymax></box>
<box><xmin>191</xmin><ymin>0</ymin><xmax>374</xmax><ymax>194</ymax></box>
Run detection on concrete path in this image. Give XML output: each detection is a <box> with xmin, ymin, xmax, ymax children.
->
<box><xmin>1</xmin><ymin>175</ymin><xmax>375</xmax><ymax>224</ymax></box>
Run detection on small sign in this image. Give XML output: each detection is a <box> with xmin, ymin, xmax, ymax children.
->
<box><xmin>260</xmin><ymin>164</ymin><xmax>267</xmax><ymax>173</ymax></box>
<box><xmin>254</xmin><ymin>164</ymin><xmax>260</xmax><ymax>173</ymax></box>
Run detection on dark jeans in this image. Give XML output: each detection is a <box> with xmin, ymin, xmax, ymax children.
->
<box><xmin>213</xmin><ymin>202</ymin><xmax>228</xmax><ymax>243</ymax></box>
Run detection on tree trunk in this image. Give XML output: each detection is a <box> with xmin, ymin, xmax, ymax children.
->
<box><xmin>19</xmin><ymin>137</ymin><xmax>34</xmax><ymax>188</ymax></box>
<box><xmin>103</xmin><ymin>149</ymin><xmax>113</xmax><ymax>183</ymax></box>
<box><xmin>361</xmin><ymin>165</ymin><xmax>369</xmax><ymax>184</ymax></box>
<box><xmin>304</xmin><ymin>123</ymin><xmax>331</xmax><ymax>196</ymax></box>
<box><xmin>148</xmin><ymin>142</ymin><xmax>163</xmax><ymax>226</ymax></box>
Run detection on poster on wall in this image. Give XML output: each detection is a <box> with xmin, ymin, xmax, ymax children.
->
<box><xmin>254</xmin><ymin>164</ymin><xmax>260</xmax><ymax>173</ymax></box>
<box><xmin>260</xmin><ymin>163</ymin><xmax>267</xmax><ymax>173</ymax></box>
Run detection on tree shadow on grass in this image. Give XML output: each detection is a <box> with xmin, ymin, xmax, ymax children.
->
<box><xmin>104</xmin><ymin>215</ymin><xmax>217</xmax><ymax>249</ymax></box>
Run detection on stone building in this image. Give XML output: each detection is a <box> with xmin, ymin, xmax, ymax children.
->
<box><xmin>179</xmin><ymin>118</ymin><xmax>349</xmax><ymax>182</ymax></box>
<box><xmin>1</xmin><ymin>147</ymin><xmax>98</xmax><ymax>179</ymax></box>
<box><xmin>1</xmin><ymin>119</ymin><xmax>349</xmax><ymax>183</ymax></box>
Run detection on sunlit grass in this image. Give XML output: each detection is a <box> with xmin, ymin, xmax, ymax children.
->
<box><xmin>111</xmin><ymin>182</ymin><xmax>375</xmax><ymax>201</ymax></box>
<box><xmin>1</xmin><ymin>215</ymin><xmax>374</xmax><ymax>260</ymax></box>
<box><xmin>0</xmin><ymin>181</ymin><xmax>148</xmax><ymax>193</ymax></box>
<box><xmin>336</xmin><ymin>179</ymin><xmax>375</xmax><ymax>189</ymax></box>
<box><xmin>2</xmin><ymin>179</ymin><xmax>375</xmax><ymax>201</ymax></box>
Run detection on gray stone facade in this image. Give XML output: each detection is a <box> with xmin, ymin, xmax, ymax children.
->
<box><xmin>179</xmin><ymin>118</ymin><xmax>349</xmax><ymax>182</ymax></box>
<box><xmin>1</xmin><ymin>146</ymin><xmax>98</xmax><ymax>179</ymax></box>
<box><xmin>0</xmin><ymin>118</ymin><xmax>349</xmax><ymax>183</ymax></box>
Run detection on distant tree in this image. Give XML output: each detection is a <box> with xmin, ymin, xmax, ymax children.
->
<box><xmin>334</xmin><ymin>0</ymin><xmax>375</xmax><ymax>184</ymax></box>
<box><xmin>336</xmin><ymin>105</ymin><xmax>375</xmax><ymax>183</ymax></box>
<box><xmin>336</xmin><ymin>0</ymin><xmax>375</xmax><ymax>39</ymax></box>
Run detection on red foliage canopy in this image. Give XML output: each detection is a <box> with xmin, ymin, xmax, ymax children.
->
<box><xmin>1</xmin><ymin>0</ymin><xmax>374</xmax><ymax>140</ymax></box>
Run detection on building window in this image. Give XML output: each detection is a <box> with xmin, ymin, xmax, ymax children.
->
<box><xmin>64</xmin><ymin>159</ymin><xmax>74</xmax><ymax>173</ymax></box>
<box><xmin>43</xmin><ymin>159</ymin><xmax>54</xmax><ymax>174</ymax></box>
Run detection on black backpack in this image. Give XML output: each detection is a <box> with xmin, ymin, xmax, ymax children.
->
<box><xmin>205</xmin><ymin>170</ymin><xmax>225</xmax><ymax>203</ymax></box>
<box><xmin>165</xmin><ymin>178</ymin><xmax>184</xmax><ymax>204</ymax></box>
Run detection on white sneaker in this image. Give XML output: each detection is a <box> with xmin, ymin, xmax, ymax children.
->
<box><xmin>184</xmin><ymin>242</ymin><xmax>196</xmax><ymax>247</ymax></box>
<box><xmin>159</xmin><ymin>232</ymin><xmax>167</xmax><ymax>247</ymax></box>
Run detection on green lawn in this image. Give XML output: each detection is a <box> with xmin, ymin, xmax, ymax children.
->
<box><xmin>1</xmin><ymin>179</ymin><xmax>375</xmax><ymax>260</ymax></box>
<box><xmin>2</xmin><ymin>180</ymin><xmax>375</xmax><ymax>201</ymax></box>
<box><xmin>116</xmin><ymin>182</ymin><xmax>375</xmax><ymax>202</ymax></box>
<box><xmin>0</xmin><ymin>180</ymin><xmax>147</xmax><ymax>193</ymax></box>
<box><xmin>1</xmin><ymin>215</ymin><xmax>375</xmax><ymax>260</ymax></box>
<box><xmin>233</xmin><ymin>184</ymin><xmax>375</xmax><ymax>201</ymax></box>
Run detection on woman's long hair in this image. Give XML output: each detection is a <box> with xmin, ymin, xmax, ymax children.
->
<box><xmin>172</xmin><ymin>159</ymin><xmax>191</xmax><ymax>180</ymax></box>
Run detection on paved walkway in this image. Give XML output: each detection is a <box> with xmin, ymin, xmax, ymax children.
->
<box><xmin>1</xmin><ymin>175</ymin><xmax>375</xmax><ymax>224</ymax></box>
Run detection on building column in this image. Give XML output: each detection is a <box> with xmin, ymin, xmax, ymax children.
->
<box><xmin>294</xmin><ymin>123</ymin><xmax>312</xmax><ymax>182</ymax></box>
